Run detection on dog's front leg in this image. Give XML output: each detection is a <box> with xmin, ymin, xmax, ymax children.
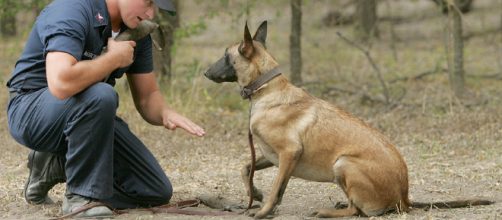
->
<box><xmin>253</xmin><ymin>148</ymin><xmax>302</xmax><ymax>219</ymax></box>
<box><xmin>241</xmin><ymin>156</ymin><xmax>274</xmax><ymax>202</ymax></box>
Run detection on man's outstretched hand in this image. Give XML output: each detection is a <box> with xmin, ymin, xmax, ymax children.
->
<box><xmin>162</xmin><ymin>109</ymin><xmax>205</xmax><ymax>137</ymax></box>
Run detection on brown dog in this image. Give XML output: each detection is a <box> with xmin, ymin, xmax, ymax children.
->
<box><xmin>204</xmin><ymin>21</ymin><xmax>493</xmax><ymax>218</ymax></box>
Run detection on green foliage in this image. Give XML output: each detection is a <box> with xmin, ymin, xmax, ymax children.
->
<box><xmin>171</xmin><ymin>18</ymin><xmax>206</xmax><ymax>56</ymax></box>
<box><xmin>174</xmin><ymin>19</ymin><xmax>207</xmax><ymax>39</ymax></box>
<box><xmin>160</xmin><ymin>57</ymin><xmax>245</xmax><ymax>113</ymax></box>
<box><xmin>154</xmin><ymin>57</ymin><xmax>245</xmax><ymax>115</ymax></box>
<box><xmin>183</xmin><ymin>59</ymin><xmax>201</xmax><ymax>83</ymax></box>
<box><xmin>0</xmin><ymin>0</ymin><xmax>51</xmax><ymax>37</ymax></box>
<box><xmin>0</xmin><ymin>0</ymin><xmax>21</xmax><ymax>17</ymax></box>
<box><xmin>30</xmin><ymin>0</ymin><xmax>52</xmax><ymax>10</ymax></box>
<box><xmin>0</xmin><ymin>0</ymin><xmax>51</xmax><ymax>18</ymax></box>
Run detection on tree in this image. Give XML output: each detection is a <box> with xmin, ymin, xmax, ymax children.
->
<box><xmin>153</xmin><ymin>0</ymin><xmax>179</xmax><ymax>83</ymax></box>
<box><xmin>290</xmin><ymin>0</ymin><xmax>302</xmax><ymax>85</ymax></box>
<box><xmin>31</xmin><ymin>0</ymin><xmax>52</xmax><ymax>16</ymax></box>
<box><xmin>445</xmin><ymin>0</ymin><xmax>465</xmax><ymax>97</ymax></box>
<box><xmin>354</xmin><ymin>0</ymin><xmax>378</xmax><ymax>42</ymax></box>
<box><xmin>432</xmin><ymin>0</ymin><xmax>473</xmax><ymax>14</ymax></box>
<box><xmin>0</xmin><ymin>0</ymin><xmax>17</xmax><ymax>37</ymax></box>
<box><xmin>0</xmin><ymin>0</ymin><xmax>52</xmax><ymax>38</ymax></box>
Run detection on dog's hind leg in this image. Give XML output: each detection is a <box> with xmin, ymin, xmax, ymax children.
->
<box><xmin>253</xmin><ymin>148</ymin><xmax>302</xmax><ymax>219</ymax></box>
<box><xmin>315</xmin><ymin>156</ymin><xmax>393</xmax><ymax>218</ymax></box>
<box><xmin>241</xmin><ymin>156</ymin><xmax>274</xmax><ymax>202</ymax></box>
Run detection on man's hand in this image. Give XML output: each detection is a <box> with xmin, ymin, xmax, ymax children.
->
<box><xmin>162</xmin><ymin>109</ymin><xmax>206</xmax><ymax>137</ymax></box>
<box><xmin>106</xmin><ymin>38</ymin><xmax>136</xmax><ymax>68</ymax></box>
<box><xmin>127</xmin><ymin>73</ymin><xmax>205</xmax><ymax>137</ymax></box>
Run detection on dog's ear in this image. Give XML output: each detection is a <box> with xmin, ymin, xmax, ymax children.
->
<box><xmin>253</xmin><ymin>20</ymin><xmax>267</xmax><ymax>48</ymax></box>
<box><xmin>239</xmin><ymin>21</ymin><xmax>254</xmax><ymax>59</ymax></box>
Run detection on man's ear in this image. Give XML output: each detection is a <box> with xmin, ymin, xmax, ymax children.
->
<box><xmin>239</xmin><ymin>21</ymin><xmax>254</xmax><ymax>59</ymax></box>
<box><xmin>253</xmin><ymin>20</ymin><xmax>267</xmax><ymax>48</ymax></box>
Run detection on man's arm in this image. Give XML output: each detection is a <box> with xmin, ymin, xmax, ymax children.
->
<box><xmin>46</xmin><ymin>39</ymin><xmax>136</xmax><ymax>99</ymax></box>
<box><xmin>127</xmin><ymin>73</ymin><xmax>205</xmax><ymax>137</ymax></box>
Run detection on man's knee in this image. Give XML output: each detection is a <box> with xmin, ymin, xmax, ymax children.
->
<box><xmin>154</xmin><ymin>177</ymin><xmax>173</xmax><ymax>205</ymax></box>
<box><xmin>80</xmin><ymin>83</ymin><xmax>118</xmax><ymax>111</ymax></box>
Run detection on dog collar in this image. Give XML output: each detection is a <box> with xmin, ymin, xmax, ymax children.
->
<box><xmin>240</xmin><ymin>66</ymin><xmax>282</xmax><ymax>99</ymax></box>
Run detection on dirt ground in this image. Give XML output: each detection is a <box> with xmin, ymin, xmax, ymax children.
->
<box><xmin>1</xmin><ymin>0</ymin><xmax>502</xmax><ymax>219</ymax></box>
<box><xmin>1</xmin><ymin>99</ymin><xmax>501</xmax><ymax>220</ymax></box>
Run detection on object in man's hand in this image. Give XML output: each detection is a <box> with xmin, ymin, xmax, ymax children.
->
<box><xmin>102</xmin><ymin>20</ymin><xmax>159</xmax><ymax>82</ymax></box>
<box><xmin>115</xmin><ymin>20</ymin><xmax>159</xmax><ymax>41</ymax></box>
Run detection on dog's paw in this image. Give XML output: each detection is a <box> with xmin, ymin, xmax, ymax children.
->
<box><xmin>245</xmin><ymin>209</ymin><xmax>257</xmax><ymax>217</ymax></box>
<box><xmin>251</xmin><ymin>209</ymin><xmax>274</xmax><ymax>219</ymax></box>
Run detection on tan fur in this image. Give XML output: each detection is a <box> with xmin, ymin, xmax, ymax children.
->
<box><xmin>205</xmin><ymin>22</ymin><xmax>493</xmax><ymax>219</ymax></box>
<box><xmin>230</xmin><ymin>39</ymin><xmax>410</xmax><ymax>218</ymax></box>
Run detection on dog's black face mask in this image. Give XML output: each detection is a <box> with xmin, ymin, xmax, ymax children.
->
<box><xmin>204</xmin><ymin>49</ymin><xmax>237</xmax><ymax>83</ymax></box>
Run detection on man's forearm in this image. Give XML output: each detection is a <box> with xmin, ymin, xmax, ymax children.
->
<box><xmin>136</xmin><ymin>90</ymin><xmax>168</xmax><ymax>125</ymax></box>
<box><xmin>46</xmin><ymin>52</ymin><xmax>121</xmax><ymax>99</ymax></box>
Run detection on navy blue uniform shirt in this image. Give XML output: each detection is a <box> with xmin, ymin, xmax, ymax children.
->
<box><xmin>7</xmin><ymin>0</ymin><xmax>153</xmax><ymax>92</ymax></box>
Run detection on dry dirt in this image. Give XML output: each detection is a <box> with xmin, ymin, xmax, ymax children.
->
<box><xmin>1</xmin><ymin>94</ymin><xmax>501</xmax><ymax>220</ymax></box>
<box><xmin>1</xmin><ymin>0</ymin><xmax>502</xmax><ymax>219</ymax></box>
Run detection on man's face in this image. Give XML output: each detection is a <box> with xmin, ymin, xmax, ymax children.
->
<box><xmin>119</xmin><ymin>0</ymin><xmax>156</xmax><ymax>29</ymax></box>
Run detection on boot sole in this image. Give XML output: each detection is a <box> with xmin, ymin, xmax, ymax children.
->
<box><xmin>23</xmin><ymin>150</ymin><xmax>36</xmax><ymax>204</ymax></box>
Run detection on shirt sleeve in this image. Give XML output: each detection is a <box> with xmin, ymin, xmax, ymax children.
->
<box><xmin>38</xmin><ymin>2</ymin><xmax>89</xmax><ymax>60</ymax></box>
<box><xmin>127</xmin><ymin>34</ymin><xmax>154</xmax><ymax>74</ymax></box>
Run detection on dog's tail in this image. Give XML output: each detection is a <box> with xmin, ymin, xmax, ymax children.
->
<box><xmin>411</xmin><ymin>199</ymin><xmax>494</xmax><ymax>210</ymax></box>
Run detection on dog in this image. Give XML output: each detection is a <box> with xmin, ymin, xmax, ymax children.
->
<box><xmin>204</xmin><ymin>21</ymin><xmax>493</xmax><ymax>218</ymax></box>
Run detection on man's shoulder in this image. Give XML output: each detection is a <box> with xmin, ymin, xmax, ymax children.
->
<box><xmin>40</xmin><ymin>0</ymin><xmax>96</xmax><ymax>20</ymax></box>
<box><xmin>48</xmin><ymin>0</ymin><xmax>97</xmax><ymax>8</ymax></box>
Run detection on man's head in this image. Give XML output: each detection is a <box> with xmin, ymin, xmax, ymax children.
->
<box><xmin>119</xmin><ymin>0</ymin><xmax>175</xmax><ymax>29</ymax></box>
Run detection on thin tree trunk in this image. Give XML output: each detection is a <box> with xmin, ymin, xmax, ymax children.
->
<box><xmin>354</xmin><ymin>0</ymin><xmax>378</xmax><ymax>42</ymax></box>
<box><xmin>290</xmin><ymin>0</ymin><xmax>302</xmax><ymax>85</ymax></box>
<box><xmin>154</xmin><ymin>0</ymin><xmax>179</xmax><ymax>84</ymax></box>
<box><xmin>446</xmin><ymin>0</ymin><xmax>465</xmax><ymax>97</ymax></box>
<box><xmin>385</xmin><ymin>0</ymin><xmax>398</xmax><ymax>61</ymax></box>
<box><xmin>0</xmin><ymin>0</ymin><xmax>17</xmax><ymax>37</ymax></box>
<box><xmin>498</xmin><ymin>0</ymin><xmax>502</xmax><ymax>76</ymax></box>
<box><xmin>433</xmin><ymin>0</ymin><xmax>473</xmax><ymax>14</ymax></box>
<box><xmin>32</xmin><ymin>0</ymin><xmax>51</xmax><ymax>16</ymax></box>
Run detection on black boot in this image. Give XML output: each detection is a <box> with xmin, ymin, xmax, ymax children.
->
<box><xmin>24</xmin><ymin>150</ymin><xmax>66</xmax><ymax>204</ymax></box>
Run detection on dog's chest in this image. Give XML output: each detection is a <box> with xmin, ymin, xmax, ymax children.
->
<box><xmin>254</xmin><ymin>137</ymin><xmax>280</xmax><ymax>165</ymax></box>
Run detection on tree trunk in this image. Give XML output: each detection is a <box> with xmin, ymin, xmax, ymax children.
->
<box><xmin>290</xmin><ymin>0</ymin><xmax>302</xmax><ymax>85</ymax></box>
<box><xmin>153</xmin><ymin>0</ymin><xmax>179</xmax><ymax>84</ymax></box>
<box><xmin>0</xmin><ymin>0</ymin><xmax>17</xmax><ymax>37</ymax></box>
<box><xmin>446</xmin><ymin>0</ymin><xmax>465</xmax><ymax>97</ymax></box>
<box><xmin>433</xmin><ymin>0</ymin><xmax>473</xmax><ymax>14</ymax></box>
<box><xmin>32</xmin><ymin>0</ymin><xmax>51</xmax><ymax>16</ymax></box>
<box><xmin>354</xmin><ymin>0</ymin><xmax>378</xmax><ymax>42</ymax></box>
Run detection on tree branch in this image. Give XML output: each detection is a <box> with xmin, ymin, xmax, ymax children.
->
<box><xmin>336</xmin><ymin>32</ymin><xmax>390</xmax><ymax>104</ymax></box>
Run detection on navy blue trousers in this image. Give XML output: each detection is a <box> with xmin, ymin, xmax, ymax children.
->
<box><xmin>7</xmin><ymin>83</ymin><xmax>172</xmax><ymax>209</ymax></box>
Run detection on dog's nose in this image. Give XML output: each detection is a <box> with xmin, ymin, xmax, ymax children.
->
<box><xmin>204</xmin><ymin>70</ymin><xmax>214</xmax><ymax>79</ymax></box>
